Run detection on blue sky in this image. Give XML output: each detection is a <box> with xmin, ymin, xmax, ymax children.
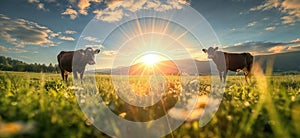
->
<box><xmin>0</xmin><ymin>0</ymin><xmax>299</xmax><ymax>68</ymax></box>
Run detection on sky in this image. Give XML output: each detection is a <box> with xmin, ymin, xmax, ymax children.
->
<box><xmin>0</xmin><ymin>0</ymin><xmax>299</xmax><ymax>68</ymax></box>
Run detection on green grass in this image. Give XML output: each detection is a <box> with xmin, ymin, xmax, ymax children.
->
<box><xmin>0</xmin><ymin>71</ymin><xmax>299</xmax><ymax>138</ymax></box>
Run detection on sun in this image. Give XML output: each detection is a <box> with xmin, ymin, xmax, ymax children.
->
<box><xmin>140</xmin><ymin>53</ymin><xmax>161</xmax><ymax>65</ymax></box>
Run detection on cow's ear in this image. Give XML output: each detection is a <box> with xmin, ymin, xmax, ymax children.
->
<box><xmin>202</xmin><ymin>49</ymin><xmax>207</xmax><ymax>53</ymax></box>
<box><xmin>94</xmin><ymin>49</ymin><xmax>100</xmax><ymax>54</ymax></box>
<box><xmin>214</xmin><ymin>47</ymin><xmax>218</xmax><ymax>51</ymax></box>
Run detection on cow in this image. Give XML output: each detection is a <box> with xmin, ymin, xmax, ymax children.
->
<box><xmin>202</xmin><ymin>47</ymin><xmax>253</xmax><ymax>83</ymax></box>
<box><xmin>57</xmin><ymin>47</ymin><xmax>100</xmax><ymax>82</ymax></box>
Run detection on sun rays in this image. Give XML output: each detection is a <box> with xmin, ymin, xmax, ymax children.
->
<box><xmin>103</xmin><ymin>17</ymin><xmax>202</xmax><ymax>71</ymax></box>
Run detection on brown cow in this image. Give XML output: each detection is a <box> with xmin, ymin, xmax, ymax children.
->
<box><xmin>57</xmin><ymin>47</ymin><xmax>100</xmax><ymax>82</ymax></box>
<box><xmin>202</xmin><ymin>47</ymin><xmax>253</xmax><ymax>83</ymax></box>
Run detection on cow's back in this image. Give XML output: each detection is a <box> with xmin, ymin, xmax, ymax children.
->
<box><xmin>57</xmin><ymin>51</ymin><xmax>74</xmax><ymax>72</ymax></box>
<box><xmin>224</xmin><ymin>53</ymin><xmax>248</xmax><ymax>71</ymax></box>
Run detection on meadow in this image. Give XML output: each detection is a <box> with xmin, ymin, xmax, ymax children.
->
<box><xmin>0</xmin><ymin>71</ymin><xmax>299</xmax><ymax>138</ymax></box>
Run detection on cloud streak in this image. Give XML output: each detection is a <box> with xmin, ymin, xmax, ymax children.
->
<box><xmin>0</xmin><ymin>46</ymin><xmax>28</xmax><ymax>53</ymax></box>
<box><xmin>64</xmin><ymin>30</ymin><xmax>77</xmax><ymax>34</ymax></box>
<box><xmin>59</xmin><ymin>36</ymin><xmax>75</xmax><ymax>41</ymax></box>
<box><xmin>0</xmin><ymin>14</ymin><xmax>57</xmax><ymax>47</ymax></box>
<box><xmin>102</xmin><ymin>50</ymin><xmax>117</xmax><ymax>56</ymax></box>
<box><xmin>62</xmin><ymin>7</ymin><xmax>78</xmax><ymax>20</ymax></box>
<box><xmin>83</xmin><ymin>36</ymin><xmax>101</xmax><ymax>43</ymax></box>
<box><xmin>223</xmin><ymin>38</ymin><xmax>300</xmax><ymax>55</ymax></box>
<box><xmin>250</xmin><ymin>0</ymin><xmax>300</xmax><ymax>25</ymax></box>
<box><xmin>61</xmin><ymin>0</ymin><xmax>190</xmax><ymax>22</ymax></box>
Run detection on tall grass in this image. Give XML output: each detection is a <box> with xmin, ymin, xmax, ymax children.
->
<box><xmin>0</xmin><ymin>71</ymin><xmax>299</xmax><ymax>137</ymax></box>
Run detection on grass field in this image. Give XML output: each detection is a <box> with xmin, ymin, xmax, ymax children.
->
<box><xmin>0</xmin><ymin>71</ymin><xmax>299</xmax><ymax>138</ymax></box>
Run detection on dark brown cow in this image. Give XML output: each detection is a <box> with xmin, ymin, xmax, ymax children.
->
<box><xmin>202</xmin><ymin>47</ymin><xmax>253</xmax><ymax>83</ymax></box>
<box><xmin>57</xmin><ymin>47</ymin><xmax>100</xmax><ymax>81</ymax></box>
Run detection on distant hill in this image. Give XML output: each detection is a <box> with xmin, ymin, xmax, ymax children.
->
<box><xmin>96</xmin><ymin>51</ymin><xmax>300</xmax><ymax>75</ymax></box>
<box><xmin>0</xmin><ymin>56</ymin><xmax>58</xmax><ymax>73</ymax></box>
<box><xmin>254</xmin><ymin>51</ymin><xmax>300</xmax><ymax>74</ymax></box>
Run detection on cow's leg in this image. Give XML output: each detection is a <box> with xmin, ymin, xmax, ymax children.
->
<box><xmin>223</xmin><ymin>70</ymin><xmax>228</xmax><ymax>83</ymax></box>
<box><xmin>60</xmin><ymin>69</ymin><xmax>65</xmax><ymax>81</ymax></box>
<box><xmin>243</xmin><ymin>68</ymin><xmax>251</xmax><ymax>84</ymax></box>
<box><xmin>80</xmin><ymin>72</ymin><xmax>84</xmax><ymax>84</ymax></box>
<box><xmin>65</xmin><ymin>74</ymin><xmax>68</xmax><ymax>82</ymax></box>
<box><xmin>244</xmin><ymin>73</ymin><xmax>249</xmax><ymax>84</ymax></box>
<box><xmin>219</xmin><ymin>71</ymin><xmax>223</xmax><ymax>82</ymax></box>
<box><xmin>73</xmin><ymin>71</ymin><xmax>78</xmax><ymax>80</ymax></box>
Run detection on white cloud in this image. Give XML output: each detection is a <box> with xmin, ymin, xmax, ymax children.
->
<box><xmin>250</xmin><ymin>0</ymin><xmax>300</xmax><ymax>25</ymax></box>
<box><xmin>64</xmin><ymin>30</ymin><xmax>77</xmax><ymax>34</ymax></box>
<box><xmin>223</xmin><ymin>39</ymin><xmax>300</xmax><ymax>55</ymax></box>
<box><xmin>102</xmin><ymin>50</ymin><xmax>117</xmax><ymax>56</ymax></box>
<box><xmin>60</xmin><ymin>0</ymin><xmax>189</xmax><ymax>21</ymax></box>
<box><xmin>62</xmin><ymin>7</ymin><xmax>78</xmax><ymax>20</ymax></box>
<box><xmin>0</xmin><ymin>46</ymin><xmax>8</xmax><ymax>52</ymax></box>
<box><xmin>93</xmin><ymin>0</ymin><xmax>190</xmax><ymax>22</ymax></box>
<box><xmin>59</xmin><ymin>36</ymin><xmax>75</xmax><ymax>41</ymax></box>
<box><xmin>83</xmin><ymin>36</ymin><xmax>101</xmax><ymax>43</ymax></box>
<box><xmin>78</xmin><ymin>0</ymin><xmax>91</xmax><ymax>15</ymax></box>
<box><xmin>38</xmin><ymin>3</ymin><xmax>44</xmax><ymax>9</ymax></box>
<box><xmin>281</xmin><ymin>15</ymin><xmax>296</xmax><ymax>24</ymax></box>
<box><xmin>264</xmin><ymin>26</ymin><xmax>276</xmax><ymax>31</ymax></box>
<box><xmin>85</xmin><ymin>44</ymin><xmax>105</xmax><ymax>49</ymax></box>
<box><xmin>28</xmin><ymin>0</ymin><xmax>39</xmax><ymax>3</ymax></box>
<box><xmin>0</xmin><ymin>46</ymin><xmax>28</xmax><ymax>53</ymax></box>
<box><xmin>0</xmin><ymin>14</ymin><xmax>57</xmax><ymax>47</ymax></box>
<box><xmin>291</xmin><ymin>38</ymin><xmax>300</xmax><ymax>43</ymax></box>
<box><xmin>268</xmin><ymin>46</ymin><xmax>288</xmax><ymax>53</ymax></box>
<box><xmin>247</xmin><ymin>21</ymin><xmax>257</xmax><ymax>27</ymax></box>
<box><xmin>93</xmin><ymin>9</ymin><xmax>123</xmax><ymax>22</ymax></box>
<box><xmin>249</xmin><ymin>0</ymin><xmax>281</xmax><ymax>11</ymax></box>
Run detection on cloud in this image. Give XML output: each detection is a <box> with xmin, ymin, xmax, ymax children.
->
<box><xmin>250</xmin><ymin>0</ymin><xmax>300</xmax><ymax>25</ymax></box>
<box><xmin>61</xmin><ymin>0</ymin><xmax>189</xmax><ymax>21</ymax></box>
<box><xmin>64</xmin><ymin>30</ymin><xmax>77</xmax><ymax>34</ymax></box>
<box><xmin>281</xmin><ymin>15</ymin><xmax>296</xmax><ymax>24</ymax></box>
<box><xmin>291</xmin><ymin>38</ymin><xmax>300</xmax><ymax>43</ymax></box>
<box><xmin>78</xmin><ymin>0</ymin><xmax>91</xmax><ymax>15</ymax></box>
<box><xmin>249</xmin><ymin>0</ymin><xmax>281</xmax><ymax>11</ymax></box>
<box><xmin>0</xmin><ymin>14</ymin><xmax>57</xmax><ymax>47</ymax></box>
<box><xmin>93</xmin><ymin>9</ymin><xmax>123</xmax><ymax>22</ymax></box>
<box><xmin>62</xmin><ymin>0</ymin><xmax>103</xmax><ymax>19</ymax></box>
<box><xmin>37</xmin><ymin>3</ymin><xmax>47</xmax><ymax>11</ymax></box>
<box><xmin>85</xmin><ymin>44</ymin><xmax>105</xmax><ymax>49</ymax></box>
<box><xmin>59</xmin><ymin>36</ymin><xmax>75</xmax><ymax>41</ymax></box>
<box><xmin>27</xmin><ymin>0</ymin><xmax>49</xmax><ymax>11</ymax></box>
<box><xmin>28</xmin><ymin>0</ymin><xmax>39</xmax><ymax>3</ymax></box>
<box><xmin>223</xmin><ymin>38</ymin><xmax>300</xmax><ymax>55</ymax></box>
<box><xmin>0</xmin><ymin>46</ymin><xmax>8</xmax><ymax>52</ymax></box>
<box><xmin>247</xmin><ymin>21</ymin><xmax>257</xmax><ymax>27</ymax></box>
<box><xmin>268</xmin><ymin>46</ymin><xmax>289</xmax><ymax>53</ymax></box>
<box><xmin>83</xmin><ymin>36</ymin><xmax>101</xmax><ymax>43</ymax></box>
<box><xmin>93</xmin><ymin>0</ymin><xmax>190</xmax><ymax>22</ymax></box>
<box><xmin>0</xmin><ymin>46</ymin><xmax>28</xmax><ymax>53</ymax></box>
<box><xmin>265</xmin><ymin>26</ymin><xmax>276</xmax><ymax>31</ymax></box>
<box><xmin>102</xmin><ymin>50</ymin><xmax>117</xmax><ymax>56</ymax></box>
<box><xmin>62</xmin><ymin>7</ymin><xmax>78</xmax><ymax>20</ymax></box>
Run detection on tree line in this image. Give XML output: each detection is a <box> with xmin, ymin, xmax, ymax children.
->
<box><xmin>0</xmin><ymin>56</ymin><xmax>58</xmax><ymax>73</ymax></box>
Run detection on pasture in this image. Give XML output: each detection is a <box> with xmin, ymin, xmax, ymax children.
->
<box><xmin>0</xmin><ymin>71</ymin><xmax>299</xmax><ymax>138</ymax></box>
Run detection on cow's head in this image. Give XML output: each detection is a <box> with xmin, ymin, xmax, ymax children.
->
<box><xmin>84</xmin><ymin>47</ymin><xmax>100</xmax><ymax>65</ymax></box>
<box><xmin>202</xmin><ymin>47</ymin><xmax>218</xmax><ymax>59</ymax></box>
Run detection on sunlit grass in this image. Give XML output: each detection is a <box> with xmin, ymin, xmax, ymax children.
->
<box><xmin>0</xmin><ymin>71</ymin><xmax>299</xmax><ymax>137</ymax></box>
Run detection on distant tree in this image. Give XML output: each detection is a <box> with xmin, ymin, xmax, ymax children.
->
<box><xmin>0</xmin><ymin>56</ymin><xmax>58</xmax><ymax>73</ymax></box>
